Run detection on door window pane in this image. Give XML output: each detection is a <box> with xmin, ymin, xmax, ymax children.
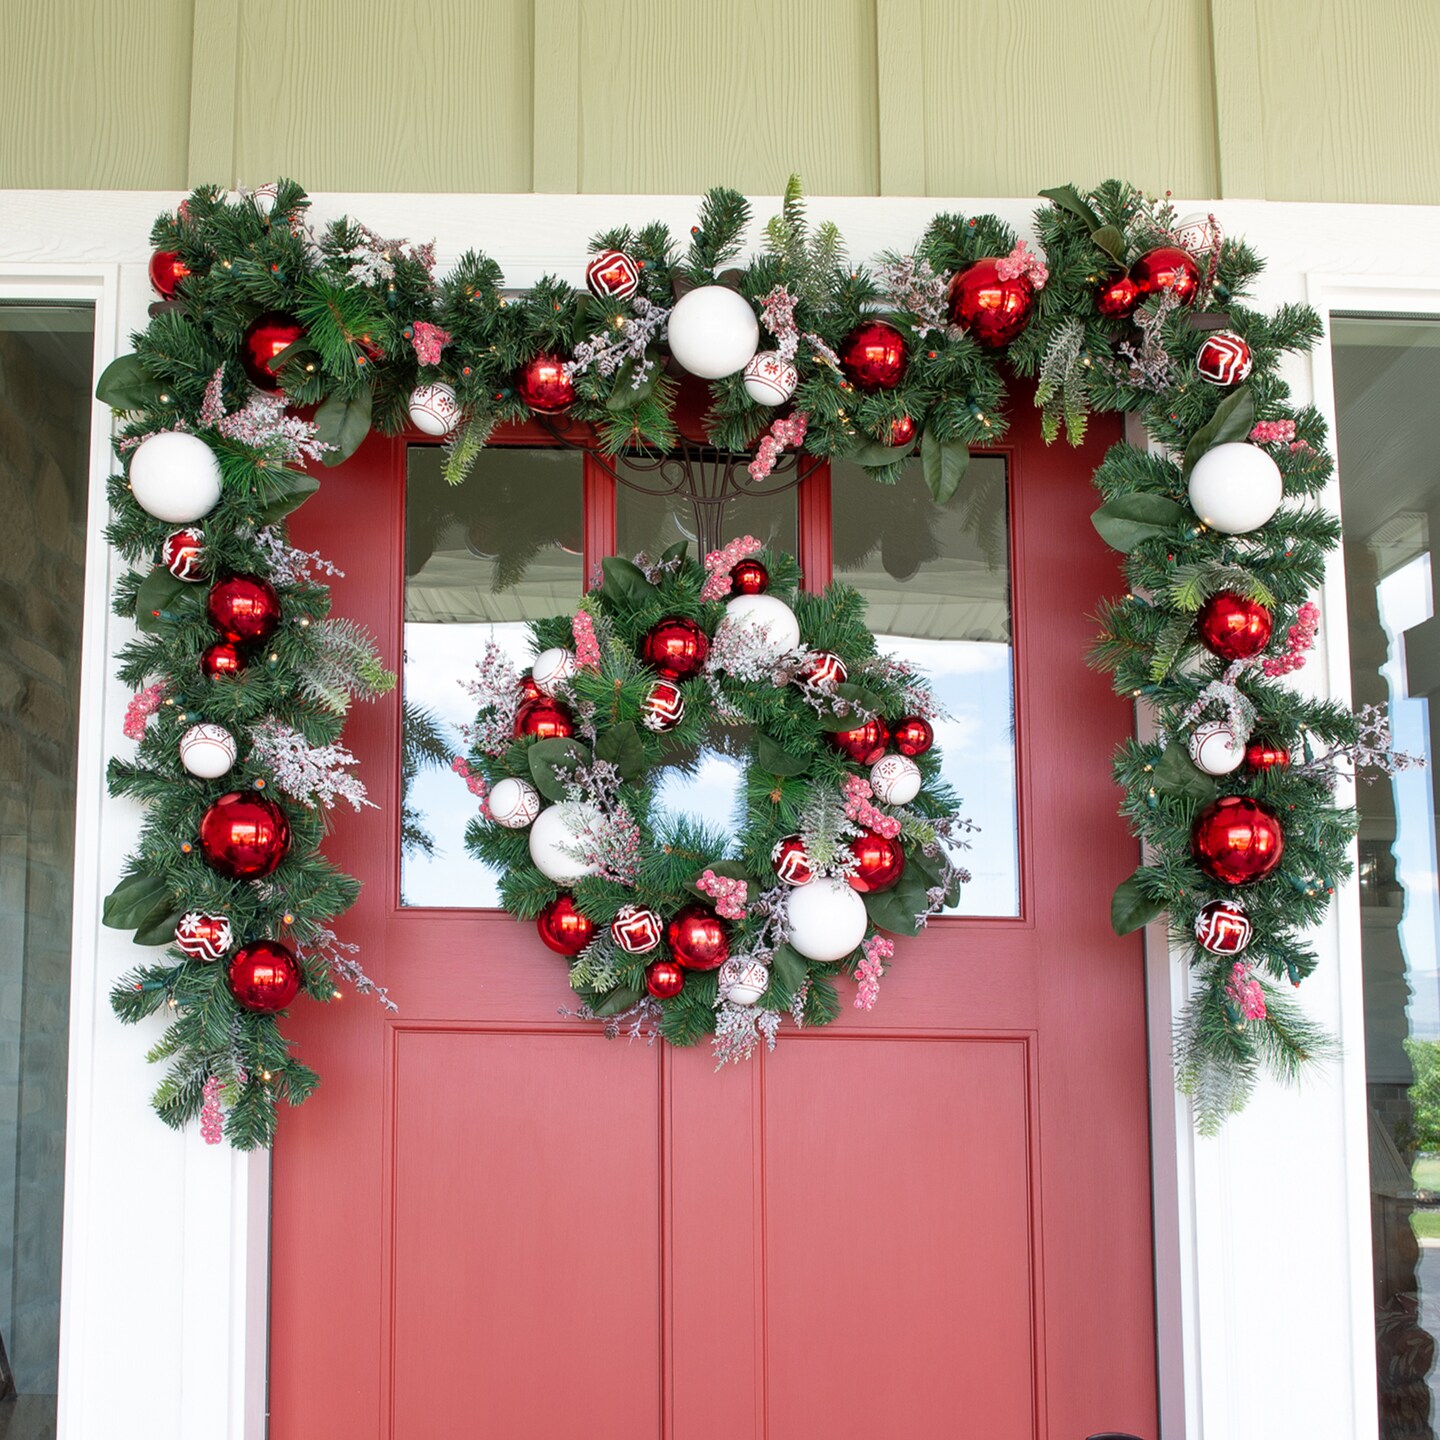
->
<box><xmin>1334</xmin><ymin>314</ymin><xmax>1440</xmax><ymax>1436</ymax></box>
<box><xmin>832</xmin><ymin>455</ymin><xmax>1018</xmax><ymax>917</ymax></box>
<box><xmin>402</xmin><ymin>446</ymin><xmax>583</xmax><ymax>907</ymax></box>
<box><xmin>0</xmin><ymin>302</ymin><xmax>93</xmax><ymax>1433</ymax></box>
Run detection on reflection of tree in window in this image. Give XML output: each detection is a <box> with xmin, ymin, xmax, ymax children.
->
<box><xmin>400</xmin><ymin>699</ymin><xmax>452</xmax><ymax>862</ymax></box>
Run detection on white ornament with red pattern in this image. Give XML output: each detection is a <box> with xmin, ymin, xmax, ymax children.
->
<box><xmin>489</xmin><ymin>776</ymin><xmax>541</xmax><ymax>829</ymax></box>
<box><xmin>799</xmin><ymin>651</ymin><xmax>848</xmax><ymax>690</ymax></box>
<box><xmin>641</xmin><ymin>680</ymin><xmax>686</xmax><ymax>732</ymax></box>
<box><xmin>742</xmin><ymin>351</ymin><xmax>799</xmax><ymax>406</ymax></box>
<box><xmin>531</xmin><ymin>647</ymin><xmax>577</xmax><ymax>696</ymax></box>
<box><xmin>1173</xmin><ymin>212</ymin><xmax>1223</xmax><ymax>259</ymax></box>
<box><xmin>175</xmin><ymin>911</ymin><xmax>234</xmax><ymax>962</ymax></box>
<box><xmin>407</xmin><ymin>381</ymin><xmax>461</xmax><ymax>437</ymax></box>
<box><xmin>179</xmin><ymin>723</ymin><xmax>237</xmax><ymax>779</ymax></box>
<box><xmin>612</xmin><ymin>904</ymin><xmax>663</xmax><ymax>954</ymax></box>
<box><xmin>585</xmin><ymin>250</ymin><xmax>641</xmax><ymax>301</ymax></box>
<box><xmin>1195</xmin><ymin>331</ymin><xmax>1253</xmax><ymax>387</ymax></box>
<box><xmin>162</xmin><ymin>528</ymin><xmax>206</xmax><ymax>582</ymax></box>
<box><xmin>771</xmin><ymin>835</ymin><xmax>814</xmax><ymax>886</ymax></box>
<box><xmin>1194</xmin><ymin>899</ymin><xmax>1253</xmax><ymax>954</ymax></box>
<box><xmin>718</xmin><ymin>955</ymin><xmax>770</xmax><ymax>1006</ymax></box>
<box><xmin>1187</xmin><ymin>720</ymin><xmax>1246</xmax><ymax>776</ymax></box>
<box><xmin>869</xmin><ymin>753</ymin><xmax>922</xmax><ymax>806</ymax></box>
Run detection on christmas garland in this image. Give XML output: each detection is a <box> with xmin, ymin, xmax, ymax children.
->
<box><xmin>457</xmin><ymin>542</ymin><xmax>963</xmax><ymax>1061</ymax></box>
<box><xmin>100</xmin><ymin>175</ymin><xmax>1387</xmax><ymax>1145</ymax></box>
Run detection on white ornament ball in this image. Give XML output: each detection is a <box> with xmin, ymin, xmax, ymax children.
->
<box><xmin>785</xmin><ymin>878</ymin><xmax>869</xmax><ymax>963</ymax></box>
<box><xmin>720</xmin><ymin>593</ymin><xmax>801</xmax><ymax>661</ymax></box>
<box><xmin>178</xmin><ymin>723</ymin><xmax>237</xmax><ymax>779</ymax></box>
<box><xmin>408</xmin><ymin>381</ymin><xmax>462</xmax><ymax>437</ymax></box>
<box><xmin>488</xmin><ymin>776</ymin><xmax>541</xmax><ymax>829</ymax></box>
<box><xmin>742</xmin><ymin>350</ymin><xmax>799</xmax><ymax>406</ymax></box>
<box><xmin>869</xmin><ymin>753</ymin><xmax>922</xmax><ymax>806</ymax></box>
<box><xmin>1187</xmin><ymin>720</ymin><xmax>1246</xmax><ymax>776</ymax></box>
<box><xmin>718</xmin><ymin>955</ymin><xmax>771</xmax><ymax>1006</ymax></box>
<box><xmin>1173</xmin><ymin>212</ymin><xmax>1223</xmax><ymax>259</ymax></box>
<box><xmin>128</xmin><ymin>432</ymin><xmax>223</xmax><ymax>524</ymax></box>
<box><xmin>1187</xmin><ymin>442</ymin><xmax>1283</xmax><ymax>535</ymax></box>
<box><xmin>666</xmin><ymin>285</ymin><xmax>760</xmax><ymax>380</ymax></box>
<box><xmin>527</xmin><ymin>803</ymin><xmax>600</xmax><ymax>884</ymax></box>
<box><xmin>530</xmin><ymin>647</ymin><xmax>577</xmax><ymax>696</ymax></box>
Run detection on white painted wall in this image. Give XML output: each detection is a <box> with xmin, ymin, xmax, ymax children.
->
<box><xmin>5</xmin><ymin>188</ymin><xmax>1438</xmax><ymax>1440</ymax></box>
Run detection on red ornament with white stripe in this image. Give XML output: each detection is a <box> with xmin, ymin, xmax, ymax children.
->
<box><xmin>162</xmin><ymin>528</ymin><xmax>206</xmax><ymax>581</ymax></box>
<box><xmin>1195</xmin><ymin>331</ymin><xmax>1253</xmax><ymax>386</ymax></box>
<box><xmin>1193</xmin><ymin>899</ymin><xmax>1253</xmax><ymax>954</ymax></box>
<box><xmin>798</xmin><ymin>651</ymin><xmax>848</xmax><ymax>689</ymax></box>
<box><xmin>771</xmin><ymin>834</ymin><xmax>815</xmax><ymax>887</ymax></box>
<box><xmin>175</xmin><ymin>911</ymin><xmax>234</xmax><ymax>962</ymax></box>
<box><xmin>641</xmin><ymin>679</ymin><xmax>686</xmax><ymax>732</ymax></box>
<box><xmin>585</xmin><ymin>250</ymin><xmax>640</xmax><ymax>301</ymax></box>
<box><xmin>611</xmin><ymin>904</ymin><xmax>663</xmax><ymax>955</ymax></box>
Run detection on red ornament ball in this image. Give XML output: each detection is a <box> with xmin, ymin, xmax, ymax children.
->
<box><xmin>666</xmin><ymin>904</ymin><xmax>730</xmax><ymax>971</ymax></box>
<box><xmin>226</xmin><ymin>939</ymin><xmax>302</xmax><ymax>1013</ymax></box>
<box><xmin>1129</xmin><ymin>247</ymin><xmax>1201</xmax><ymax>306</ymax></box>
<box><xmin>731</xmin><ymin>559</ymin><xmax>769</xmax><ymax>595</ymax></box>
<box><xmin>887</xmin><ymin>414</ymin><xmax>917</xmax><ymax>447</ymax></box>
<box><xmin>612</xmin><ymin>904</ymin><xmax>663</xmax><ymax>954</ymax></box>
<box><xmin>206</xmin><ymin>574</ymin><xmax>282</xmax><ymax>645</ymax></box>
<box><xmin>829</xmin><ymin>715</ymin><xmax>890</xmax><ymax>766</ymax></box>
<box><xmin>891</xmin><ymin>715</ymin><xmax>934</xmax><ymax>757</ymax></box>
<box><xmin>645</xmin><ymin>958</ymin><xmax>686</xmax><ymax>999</ymax></box>
<box><xmin>641</xmin><ymin>679</ymin><xmax>685</xmax><ymax>732</ymax></box>
<box><xmin>174</xmin><ymin>911</ymin><xmax>234</xmax><ymax>962</ymax></box>
<box><xmin>514</xmin><ymin>697</ymin><xmax>575</xmax><ymax>741</ymax></box>
<box><xmin>520</xmin><ymin>673</ymin><xmax>544</xmax><ymax>702</ymax></box>
<box><xmin>585</xmin><ymin>249</ymin><xmax>641</xmax><ymax>301</ymax></box>
<box><xmin>515</xmin><ymin>353</ymin><xmax>576</xmax><ymax>414</ymax></box>
<box><xmin>149</xmin><ymin>249</ymin><xmax>191</xmax><ymax>299</ymax></box>
<box><xmin>535</xmin><ymin>895</ymin><xmax>596</xmax><ymax>956</ymax></box>
<box><xmin>839</xmin><ymin>321</ymin><xmax>909</xmax><ymax>392</ymax></box>
<box><xmin>1195</xmin><ymin>330</ymin><xmax>1254</xmax><ymax>386</ymax></box>
<box><xmin>1096</xmin><ymin>273</ymin><xmax>1141</xmax><ymax>319</ymax></box>
<box><xmin>240</xmin><ymin>311</ymin><xmax>305</xmax><ymax>391</ymax></box>
<box><xmin>202</xmin><ymin>642</ymin><xmax>246</xmax><ymax>679</ymax></box>
<box><xmin>948</xmin><ymin>259</ymin><xmax>1035</xmax><ymax>348</ymax></box>
<box><xmin>1245</xmin><ymin>737</ymin><xmax>1291</xmax><ymax>771</ymax></box>
<box><xmin>771</xmin><ymin>834</ymin><xmax>815</xmax><ymax>887</ymax></box>
<box><xmin>1192</xmin><ymin>796</ymin><xmax>1285</xmax><ymax>886</ymax></box>
<box><xmin>199</xmin><ymin>792</ymin><xmax>291</xmax><ymax>880</ymax></box>
<box><xmin>1193</xmin><ymin>899</ymin><xmax>1253</xmax><ymax>955</ymax></box>
<box><xmin>1195</xmin><ymin>591</ymin><xmax>1273</xmax><ymax>662</ymax></box>
<box><xmin>641</xmin><ymin>617</ymin><xmax>710</xmax><ymax>680</ymax></box>
<box><xmin>161</xmin><ymin>527</ymin><xmax>205</xmax><ymax>582</ymax></box>
<box><xmin>846</xmin><ymin>829</ymin><xmax>906</xmax><ymax>893</ymax></box>
<box><xmin>799</xmin><ymin>651</ymin><xmax>848</xmax><ymax>689</ymax></box>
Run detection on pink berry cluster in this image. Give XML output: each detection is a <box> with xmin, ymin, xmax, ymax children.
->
<box><xmin>200</xmin><ymin>1075</ymin><xmax>225</xmax><ymax>1145</ymax></box>
<box><xmin>843</xmin><ymin>775</ymin><xmax>901</xmax><ymax>839</ymax></box>
<box><xmin>409</xmin><ymin>321</ymin><xmax>452</xmax><ymax>366</ymax></box>
<box><xmin>855</xmin><ymin>935</ymin><xmax>895</xmax><ymax>1010</ymax></box>
<box><xmin>1226</xmin><ymin>962</ymin><xmax>1267</xmax><ymax>1022</ymax></box>
<box><xmin>571</xmin><ymin>608</ymin><xmax>601</xmax><ymax>667</ymax></box>
<box><xmin>995</xmin><ymin>239</ymin><xmax>1049</xmax><ymax>289</ymax></box>
<box><xmin>697</xmin><ymin>869</ymin><xmax>748</xmax><ymax>920</ymax></box>
<box><xmin>700</xmin><ymin>534</ymin><xmax>764</xmax><ymax>601</ymax></box>
<box><xmin>1261</xmin><ymin>600</ymin><xmax>1319</xmax><ymax>677</ymax></box>
<box><xmin>748</xmin><ymin>411</ymin><xmax>808</xmax><ymax>481</ymax></box>
<box><xmin>123</xmin><ymin>682</ymin><xmax>166</xmax><ymax>741</ymax></box>
<box><xmin>1249</xmin><ymin>419</ymin><xmax>1296</xmax><ymax>445</ymax></box>
<box><xmin>451</xmin><ymin>756</ymin><xmax>490</xmax><ymax>816</ymax></box>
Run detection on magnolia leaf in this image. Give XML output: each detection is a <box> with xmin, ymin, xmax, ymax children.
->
<box><xmin>1111</xmin><ymin>869</ymin><xmax>1167</xmax><ymax>936</ymax></box>
<box><xmin>660</xmin><ymin>540</ymin><xmax>689</xmax><ymax>566</ymax></box>
<box><xmin>1090</xmin><ymin>224</ymin><xmax>1127</xmax><ymax>264</ymax></box>
<box><xmin>134</xmin><ymin>567</ymin><xmax>189</xmax><ymax>633</ymax></box>
<box><xmin>849</xmin><ymin>438</ymin><xmax>915</xmax><ymax>468</ymax></box>
<box><xmin>756</xmin><ymin>733</ymin><xmax>810</xmax><ymax>776</ymax></box>
<box><xmin>595</xmin><ymin>721</ymin><xmax>646</xmax><ymax>781</ymax></box>
<box><xmin>588</xmin><ymin>986</ymin><xmax>645</xmax><ymax>1017</ymax></box>
<box><xmin>95</xmin><ymin>353</ymin><xmax>162</xmax><ymax>411</ymax></box>
<box><xmin>1182</xmin><ymin>386</ymin><xmax>1256</xmax><ymax>475</ymax></box>
<box><xmin>1153</xmin><ymin>743</ymin><xmax>1219</xmax><ymax>801</ymax></box>
<box><xmin>1091</xmin><ymin>493</ymin><xmax>1188</xmax><ymax>552</ymax></box>
<box><xmin>920</xmin><ymin>429</ymin><xmax>970</xmax><ymax>504</ymax></box>
<box><xmin>767</xmin><ymin>944</ymin><xmax>809</xmax><ymax>1006</ymax></box>
<box><xmin>862</xmin><ymin>882</ymin><xmax>925</xmax><ymax>938</ymax></box>
<box><xmin>315</xmin><ymin>386</ymin><xmax>373</xmax><ymax>465</ymax></box>
<box><xmin>526</xmin><ymin>737</ymin><xmax>592</xmax><ymax>801</ymax></box>
<box><xmin>599</xmin><ymin>556</ymin><xmax>659</xmax><ymax>608</ymax></box>
<box><xmin>252</xmin><ymin>471</ymin><xmax>321</xmax><ymax>526</ymax></box>
<box><xmin>1038</xmin><ymin>184</ymin><xmax>1102</xmax><ymax>232</ymax></box>
<box><xmin>134</xmin><ymin>909</ymin><xmax>184</xmax><ymax>948</ymax></box>
<box><xmin>605</xmin><ymin>360</ymin><xmax>659</xmax><ymax>410</ymax></box>
<box><xmin>103</xmin><ymin>872</ymin><xmax>170</xmax><ymax>931</ymax></box>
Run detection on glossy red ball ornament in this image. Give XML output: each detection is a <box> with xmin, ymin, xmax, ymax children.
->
<box><xmin>829</xmin><ymin>716</ymin><xmax>890</xmax><ymax>766</ymax></box>
<box><xmin>1129</xmin><ymin>247</ymin><xmax>1201</xmax><ymax>306</ymax></box>
<box><xmin>520</xmin><ymin>673</ymin><xmax>544</xmax><ymax>702</ymax></box>
<box><xmin>1192</xmin><ymin>796</ymin><xmax>1285</xmax><ymax>886</ymax></box>
<box><xmin>202</xmin><ymin>642</ymin><xmax>246</xmax><ymax>679</ymax></box>
<box><xmin>1244</xmin><ymin>737</ymin><xmax>1291</xmax><ymax>772</ymax></box>
<box><xmin>839</xmin><ymin>321</ymin><xmax>909</xmax><ymax>392</ymax></box>
<box><xmin>1096</xmin><ymin>273</ymin><xmax>1141</xmax><ymax>319</ymax></box>
<box><xmin>226</xmin><ymin>940</ymin><xmax>302</xmax><ymax>1013</ymax></box>
<box><xmin>888</xmin><ymin>414</ymin><xmax>917</xmax><ymax>447</ymax></box>
<box><xmin>206</xmin><ymin>574</ymin><xmax>282</xmax><ymax>645</ymax></box>
<box><xmin>846</xmin><ymin>829</ymin><xmax>906</xmax><ymax>893</ymax></box>
<box><xmin>771</xmin><ymin>834</ymin><xmax>815</xmax><ymax>887</ymax></box>
<box><xmin>535</xmin><ymin>895</ymin><xmax>596</xmax><ymax>956</ymax></box>
<box><xmin>149</xmin><ymin>249</ymin><xmax>191</xmax><ymax>299</ymax></box>
<box><xmin>641</xmin><ymin>617</ymin><xmax>710</xmax><ymax>680</ymax></box>
<box><xmin>240</xmin><ymin>311</ymin><xmax>305</xmax><ymax>391</ymax></box>
<box><xmin>514</xmin><ymin>697</ymin><xmax>575</xmax><ymax>741</ymax></box>
<box><xmin>1195</xmin><ymin>591</ymin><xmax>1273</xmax><ymax>661</ymax></box>
<box><xmin>666</xmin><ymin>904</ymin><xmax>730</xmax><ymax>971</ymax></box>
<box><xmin>731</xmin><ymin>559</ymin><xmax>769</xmax><ymax>595</ymax></box>
<box><xmin>199</xmin><ymin>792</ymin><xmax>291</xmax><ymax>879</ymax></box>
<box><xmin>948</xmin><ymin>259</ymin><xmax>1035</xmax><ymax>348</ymax></box>
<box><xmin>514</xmin><ymin>353</ymin><xmax>576</xmax><ymax>414</ymax></box>
<box><xmin>161</xmin><ymin>527</ymin><xmax>205</xmax><ymax>582</ymax></box>
<box><xmin>645</xmin><ymin>958</ymin><xmax>686</xmax><ymax>999</ymax></box>
<box><xmin>892</xmin><ymin>715</ymin><xmax>934</xmax><ymax>757</ymax></box>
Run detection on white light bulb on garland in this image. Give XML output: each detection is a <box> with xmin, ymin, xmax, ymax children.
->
<box><xmin>1187</xmin><ymin>442</ymin><xmax>1283</xmax><ymax>535</ymax></box>
<box><xmin>129</xmin><ymin>432</ymin><xmax>223</xmax><ymax>524</ymax></box>
<box><xmin>408</xmin><ymin>381</ymin><xmax>461</xmax><ymax>437</ymax></box>
<box><xmin>488</xmin><ymin>776</ymin><xmax>541</xmax><ymax>829</ymax></box>
<box><xmin>527</xmin><ymin>803</ymin><xmax>600</xmax><ymax>883</ymax></box>
<box><xmin>179</xmin><ymin>722</ymin><xmax>237</xmax><ymax>779</ymax></box>
<box><xmin>742</xmin><ymin>351</ymin><xmax>798</xmax><ymax>406</ymax></box>
<box><xmin>718</xmin><ymin>593</ymin><xmax>801</xmax><ymax>661</ymax></box>
<box><xmin>1187</xmin><ymin>720</ymin><xmax>1246</xmax><ymax>776</ymax></box>
<box><xmin>666</xmin><ymin>285</ymin><xmax>760</xmax><ymax>380</ymax></box>
<box><xmin>869</xmin><ymin>753</ymin><xmax>921</xmax><ymax>805</ymax></box>
<box><xmin>530</xmin><ymin>647</ymin><xmax>576</xmax><ymax>695</ymax></box>
<box><xmin>785</xmin><ymin>878</ymin><xmax>868</xmax><ymax>963</ymax></box>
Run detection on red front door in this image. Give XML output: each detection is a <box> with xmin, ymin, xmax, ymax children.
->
<box><xmin>273</xmin><ymin>397</ymin><xmax>1156</xmax><ymax>1440</ymax></box>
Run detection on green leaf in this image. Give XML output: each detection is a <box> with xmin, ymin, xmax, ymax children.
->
<box><xmin>920</xmin><ymin>430</ymin><xmax>970</xmax><ymax>504</ymax></box>
<box><xmin>598</xmin><ymin>556</ymin><xmax>659</xmax><ymax>608</ymax></box>
<box><xmin>849</xmin><ymin>438</ymin><xmax>915</xmax><ymax>468</ymax></box>
<box><xmin>315</xmin><ymin>386</ymin><xmax>373</xmax><ymax>466</ymax></box>
<box><xmin>595</xmin><ymin>721</ymin><xmax>646</xmax><ymax>781</ymax></box>
<box><xmin>526</xmin><ymin>737</ymin><xmax>592</xmax><ymax>801</ymax></box>
<box><xmin>589</xmin><ymin>986</ymin><xmax>644</xmax><ymax>1017</ymax></box>
<box><xmin>1090</xmin><ymin>493</ymin><xmax>1189</xmax><ymax>552</ymax></box>
<box><xmin>96</xmin><ymin>353</ymin><xmax>162</xmax><ymax>411</ymax></box>
<box><xmin>1111</xmin><ymin>869</ymin><xmax>1166</xmax><ymax>936</ymax></box>
<box><xmin>134</xmin><ymin>567</ymin><xmax>189</xmax><ymax>633</ymax></box>
<box><xmin>1039</xmin><ymin>184</ymin><xmax>1102</xmax><ymax>232</ymax></box>
<box><xmin>1182</xmin><ymin>386</ymin><xmax>1256</xmax><ymax>475</ymax></box>
<box><xmin>605</xmin><ymin>360</ymin><xmax>658</xmax><ymax>410</ymax></box>
<box><xmin>818</xmin><ymin>683</ymin><xmax>886</xmax><ymax>731</ymax></box>
<box><xmin>1153</xmin><ymin>742</ymin><xmax>1219</xmax><ymax>801</ymax></box>
<box><xmin>1090</xmin><ymin>225</ymin><xmax>1127</xmax><ymax>264</ymax></box>
<box><xmin>767</xmin><ymin>944</ymin><xmax>809</xmax><ymax>1006</ymax></box>
<box><xmin>134</xmin><ymin>908</ymin><xmax>184</xmax><ymax>948</ymax></box>
<box><xmin>862</xmin><ymin>884</ymin><xmax>924</xmax><ymax>938</ymax></box>
<box><xmin>756</xmin><ymin>732</ymin><xmax>810</xmax><ymax>777</ymax></box>
<box><xmin>252</xmin><ymin>471</ymin><xmax>320</xmax><ymax>526</ymax></box>
<box><xmin>103</xmin><ymin>872</ymin><xmax>169</xmax><ymax>930</ymax></box>
<box><xmin>660</xmin><ymin>540</ymin><xmax>688</xmax><ymax>566</ymax></box>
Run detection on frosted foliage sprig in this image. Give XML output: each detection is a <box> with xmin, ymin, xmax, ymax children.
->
<box><xmin>1297</xmin><ymin>703</ymin><xmax>1427</xmax><ymax>784</ymax></box>
<box><xmin>712</xmin><ymin>1002</ymin><xmax>782</xmax><ymax>1067</ymax></box>
<box><xmin>1113</xmin><ymin>290</ymin><xmax>1180</xmax><ymax>392</ymax></box>
<box><xmin>707</xmin><ymin>621</ymin><xmax>802</xmax><ymax>685</ymax></box>
<box><xmin>249</xmin><ymin>721</ymin><xmax>372</xmax><ymax>810</ymax></box>
<box><xmin>307</xmin><ymin>926</ymin><xmax>396</xmax><ymax>1012</ymax></box>
<box><xmin>758</xmin><ymin>284</ymin><xmax>841</xmax><ymax>367</ymax></box>
<box><xmin>565</xmin><ymin>296</ymin><xmax>670</xmax><ymax>388</ymax></box>
<box><xmin>856</xmin><ymin>655</ymin><xmax>943</xmax><ymax>723</ymax></box>
<box><xmin>343</xmin><ymin>224</ymin><xmax>437</xmax><ymax>286</ymax></box>
<box><xmin>874</xmin><ymin>253</ymin><xmax>955</xmax><ymax>340</ymax></box>
<box><xmin>198</xmin><ymin>369</ymin><xmax>332</xmax><ymax>463</ymax></box>
<box><xmin>463</xmin><ymin>642</ymin><xmax>522</xmax><ymax>757</ymax></box>
<box><xmin>252</xmin><ymin>527</ymin><xmax>344</xmax><ymax>587</ymax></box>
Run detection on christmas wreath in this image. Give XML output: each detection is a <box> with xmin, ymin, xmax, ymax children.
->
<box><xmin>456</xmin><ymin>541</ymin><xmax>964</xmax><ymax>1061</ymax></box>
<box><xmin>99</xmin><ymin>174</ymin><xmax>1406</xmax><ymax>1146</ymax></box>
